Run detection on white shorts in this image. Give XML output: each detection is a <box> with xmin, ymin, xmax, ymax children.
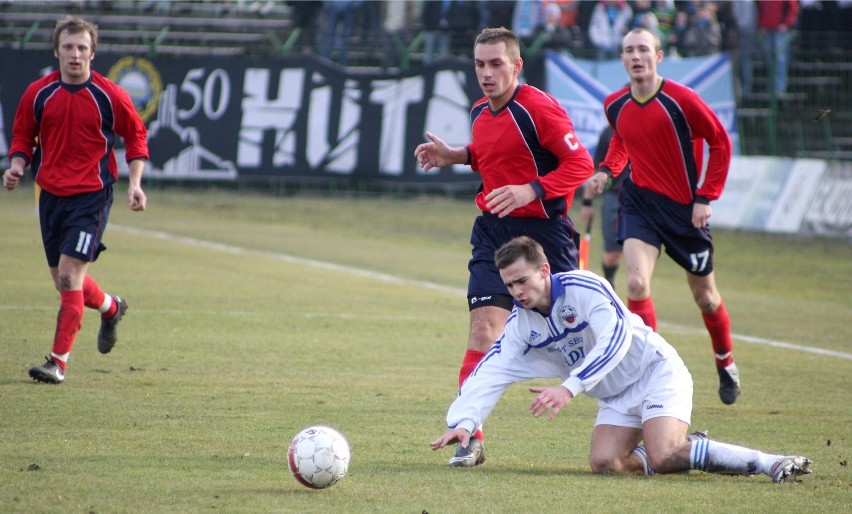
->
<box><xmin>595</xmin><ymin>348</ymin><xmax>693</xmax><ymax>429</ymax></box>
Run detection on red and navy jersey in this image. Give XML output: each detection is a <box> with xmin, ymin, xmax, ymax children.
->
<box><xmin>468</xmin><ymin>84</ymin><xmax>593</xmax><ymax>219</ymax></box>
<box><xmin>600</xmin><ymin>79</ymin><xmax>731</xmax><ymax>205</ymax></box>
<box><xmin>9</xmin><ymin>70</ymin><xmax>149</xmax><ymax>197</ymax></box>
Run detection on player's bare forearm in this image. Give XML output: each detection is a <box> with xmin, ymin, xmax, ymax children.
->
<box><xmin>127</xmin><ymin>159</ymin><xmax>147</xmax><ymax>211</ymax></box>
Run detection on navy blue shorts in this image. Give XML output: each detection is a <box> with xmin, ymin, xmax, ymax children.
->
<box><xmin>39</xmin><ymin>187</ymin><xmax>113</xmax><ymax>267</ymax></box>
<box><xmin>617</xmin><ymin>179</ymin><xmax>714</xmax><ymax>276</ymax></box>
<box><xmin>468</xmin><ymin>212</ymin><xmax>579</xmax><ymax>311</ymax></box>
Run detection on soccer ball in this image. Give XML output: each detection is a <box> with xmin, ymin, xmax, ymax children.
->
<box><xmin>287</xmin><ymin>425</ymin><xmax>351</xmax><ymax>489</ymax></box>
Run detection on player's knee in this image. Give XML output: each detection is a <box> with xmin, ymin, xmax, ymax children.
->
<box><xmin>589</xmin><ymin>455</ymin><xmax>614</xmax><ymax>474</ymax></box>
<box><xmin>56</xmin><ymin>272</ymin><xmax>75</xmax><ymax>291</ymax></box>
<box><xmin>691</xmin><ymin>290</ymin><xmax>719</xmax><ymax>312</ymax></box>
<box><xmin>626</xmin><ymin>275</ymin><xmax>650</xmax><ymax>297</ymax></box>
<box><xmin>589</xmin><ymin>454</ymin><xmax>631</xmax><ymax>475</ymax></box>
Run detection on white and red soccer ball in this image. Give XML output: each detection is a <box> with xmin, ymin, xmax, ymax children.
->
<box><xmin>287</xmin><ymin>425</ymin><xmax>351</xmax><ymax>489</ymax></box>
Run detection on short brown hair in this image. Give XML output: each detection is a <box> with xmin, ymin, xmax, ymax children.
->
<box><xmin>623</xmin><ymin>27</ymin><xmax>661</xmax><ymax>53</ymax></box>
<box><xmin>53</xmin><ymin>16</ymin><xmax>98</xmax><ymax>53</ymax></box>
<box><xmin>474</xmin><ymin>27</ymin><xmax>520</xmax><ymax>62</ymax></box>
<box><xmin>495</xmin><ymin>236</ymin><xmax>547</xmax><ymax>270</ymax></box>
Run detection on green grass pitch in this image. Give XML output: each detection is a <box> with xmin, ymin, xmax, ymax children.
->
<box><xmin>1</xmin><ymin>184</ymin><xmax>850</xmax><ymax>513</ymax></box>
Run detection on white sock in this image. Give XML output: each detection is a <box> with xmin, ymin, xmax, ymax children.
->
<box><xmin>632</xmin><ymin>445</ymin><xmax>655</xmax><ymax>476</ymax></box>
<box><xmin>98</xmin><ymin>294</ymin><xmax>113</xmax><ymax>314</ymax></box>
<box><xmin>691</xmin><ymin>439</ymin><xmax>781</xmax><ymax>476</ymax></box>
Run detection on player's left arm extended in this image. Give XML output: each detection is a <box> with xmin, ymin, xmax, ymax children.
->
<box><xmin>126</xmin><ymin>158</ymin><xmax>147</xmax><ymax>211</ymax></box>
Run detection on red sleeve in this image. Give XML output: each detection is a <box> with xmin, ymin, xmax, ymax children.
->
<box><xmin>534</xmin><ymin>97</ymin><xmax>594</xmax><ymax>200</ymax></box>
<box><xmin>783</xmin><ymin>0</ymin><xmax>799</xmax><ymax>27</ymax></box>
<box><xmin>683</xmin><ymin>92</ymin><xmax>731</xmax><ymax>201</ymax></box>
<box><xmin>8</xmin><ymin>84</ymin><xmax>39</xmax><ymax>164</ymax></box>
<box><xmin>110</xmin><ymin>82</ymin><xmax>149</xmax><ymax>162</ymax></box>
<box><xmin>468</xmin><ymin>143</ymin><xmax>479</xmax><ymax>172</ymax></box>
<box><xmin>599</xmin><ymin>126</ymin><xmax>629</xmax><ymax>178</ymax></box>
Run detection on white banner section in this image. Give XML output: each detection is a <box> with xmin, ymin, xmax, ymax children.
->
<box><xmin>715</xmin><ymin>157</ymin><xmax>851</xmax><ymax>239</ymax></box>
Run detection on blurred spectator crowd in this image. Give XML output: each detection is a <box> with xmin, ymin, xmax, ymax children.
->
<box><xmin>3</xmin><ymin>1</ymin><xmax>851</xmax><ymax>72</ymax></box>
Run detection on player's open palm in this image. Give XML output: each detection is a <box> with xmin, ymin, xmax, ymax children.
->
<box><xmin>414</xmin><ymin>131</ymin><xmax>454</xmax><ymax>173</ymax></box>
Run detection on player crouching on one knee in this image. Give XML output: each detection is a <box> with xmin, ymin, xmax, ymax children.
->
<box><xmin>430</xmin><ymin>236</ymin><xmax>812</xmax><ymax>483</ymax></box>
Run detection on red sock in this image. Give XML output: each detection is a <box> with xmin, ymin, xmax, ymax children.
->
<box><xmin>628</xmin><ymin>296</ymin><xmax>657</xmax><ymax>331</ymax></box>
<box><xmin>459</xmin><ymin>349</ymin><xmax>486</xmax><ymax>441</ymax></box>
<box><xmin>83</xmin><ymin>275</ymin><xmax>116</xmax><ymax>318</ymax></box>
<box><xmin>458</xmin><ymin>349</ymin><xmax>486</xmax><ymax>389</ymax></box>
<box><xmin>702</xmin><ymin>302</ymin><xmax>733</xmax><ymax>368</ymax></box>
<box><xmin>51</xmin><ymin>290</ymin><xmax>84</xmax><ymax>371</ymax></box>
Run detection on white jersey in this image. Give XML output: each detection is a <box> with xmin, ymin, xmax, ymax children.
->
<box><xmin>446</xmin><ymin>270</ymin><xmax>680</xmax><ymax>434</ymax></box>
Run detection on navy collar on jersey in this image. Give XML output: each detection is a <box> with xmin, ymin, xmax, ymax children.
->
<box><xmin>489</xmin><ymin>84</ymin><xmax>523</xmax><ymax>115</ymax></box>
<box><xmin>59</xmin><ymin>72</ymin><xmax>93</xmax><ymax>93</ymax></box>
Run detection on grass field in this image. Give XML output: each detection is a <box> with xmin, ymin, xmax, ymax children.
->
<box><xmin>1</xmin><ymin>183</ymin><xmax>850</xmax><ymax>513</ymax></box>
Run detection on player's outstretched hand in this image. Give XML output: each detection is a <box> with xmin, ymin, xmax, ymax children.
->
<box><xmin>430</xmin><ymin>428</ymin><xmax>470</xmax><ymax>451</ymax></box>
<box><xmin>3</xmin><ymin>168</ymin><xmax>24</xmax><ymax>191</ymax></box>
<box><xmin>529</xmin><ymin>385</ymin><xmax>574</xmax><ymax>421</ymax></box>
<box><xmin>414</xmin><ymin>131</ymin><xmax>455</xmax><ymax>173</ymax></box>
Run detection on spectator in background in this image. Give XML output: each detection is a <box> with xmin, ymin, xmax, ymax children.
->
<box><xmin>512</xmin><ymin>0</ymin><xmax>544</xmax><ymax>47</ymax></box>
<box><xmin>286</xmin><ymin>0</ymin><xmax>323</xmax><ymax>53</ymax></box>
<box><xmin>422</xmin><ymin>1</ymin><xmax>485</xmax><ymax>64</ymax></box>
<box><xmin>666</xmin><ymin>7</ymin><xmax>689</xmax><ymax>56</ymax></box>
<box><xmin>650</xmin><ymin>0</ymin><xmax>675</xmax><ymax>44</ymax></box>
<box><xmin>756</xmin><ymin>0</ymin><xmax>799</xmax><ymax>94</ymax></box>
<box><xmin>681</xmin><ymin>3</ymin><xmax>721</xmax><ymax>56</ymax></box>
<box><xmin>630</xmin><ymin>0</ymin><xmax>661</xmax><ymax>39</ymax></box>
<box><xmin>537</xmin><ymin>1</ymin><xmax>582</xmax><ymax>51</ymax></box>
<box><xmin>544</xmin><ymin>0</ymin><xmax>580</xmax><ymax>29</ymax></box>
<box><xmin>486</xmin><ymin>0</ymin><xmax>516</xmax><ymax>29</ymax></box>
<box><xmin>732</xmin><ymin>0</ymin><xmax>757</xmax><ymax>98</ymax></box>
<box><xmin>319</xmin><ymin>0</ymin><xmax>362</xmax><ymax>66</ymax></box>
<box><xmin>381</xmin><ymin>0</ymin><xmax>420</xmax><ymax>70</ymax></box>
<box><xmin>421</xmin><ymin>1</ymin><xmax>452</xmax><ymax>64</ymax></box>
<box><xmin>588</xmin><ymin>0</ymin><xmax>633</xmax><ymax>59</ymax></box>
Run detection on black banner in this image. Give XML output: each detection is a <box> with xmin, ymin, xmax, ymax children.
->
<box><xmin>0</xmin><ymin>51</ymin><xmax>503</xmax><ymax>188</ymax></box>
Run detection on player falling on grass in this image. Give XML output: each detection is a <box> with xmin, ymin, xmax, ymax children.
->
<box><xmin>3</xmin><ymin>16</ymin><xmax>148</xmax><ymax>384</ymax></box>
<box><xmin>414</xmin><ymin>27</ymin><xmax>594</xmax><ymax>466</ymax></box>
<box><xmin>431</xmin><ymin>236</ymin><xmax>812</xmax><ymax>483</ymax></box>
<box><xmin>586</xmin><ymin>28</ymin><xmax>740</xmax><ymax>405</ymax></box>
